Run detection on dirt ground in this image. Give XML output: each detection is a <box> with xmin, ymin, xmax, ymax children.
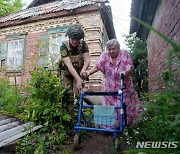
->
<box><xmin>0</xmin><ymin>132</ymin><xmax>126</xmax><ymax>154</ymax></box>
<box><xmin>62</xmin><ymin>132</ymin><xmax>125</xmax><ymax>154</ymax></box>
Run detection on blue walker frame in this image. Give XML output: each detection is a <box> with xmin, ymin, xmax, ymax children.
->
<box><xmin>74</xmin><ymin>74</ymin><xmax>127</xmax><ymax>149</ymax></box>
<box><xmin>73</xmin><ymin>83</ymin><xmax>127</xmax><ymax>149</ymax></box>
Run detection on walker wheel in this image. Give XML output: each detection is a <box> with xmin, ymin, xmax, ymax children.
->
<box><xmin>74</xmin><ymin>132</ymin><xmax>81</xmax><ymax>150</ymax></box>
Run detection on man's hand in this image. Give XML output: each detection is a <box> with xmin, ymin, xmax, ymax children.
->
<box><xmin>76</xmin><ymin>78</ymin><xmax>84</xmax><ymax>93</ymax></box>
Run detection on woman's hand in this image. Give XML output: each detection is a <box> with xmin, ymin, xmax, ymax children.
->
<box><xmin>124</xmin><ymin>69</ymin><xmax>133</xmax><ymax>76</ymax></box>
<box><xmin>86</xmin><ymin>71</ymin><xmax>90</xmax><ymax>77</ymax></box>
<box><xmin>80</xmin><ymin>69</ymin><xmax>88</xmax><ymax>80</ymax></box>
<box><xmin>85</xmin><ymin>66</ymin><xmax>99</xmax><ymax>79</ymax></box>
<box><xmin>124</xmin><ymin>66</ymin><xmax>134</xmax><ymax>76</ymax></box>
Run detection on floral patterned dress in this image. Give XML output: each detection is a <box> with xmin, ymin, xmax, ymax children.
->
<box><xmin>95</xmin><ymin>50</ymin><xmax>142</xmax><ymax>126</ymax></box>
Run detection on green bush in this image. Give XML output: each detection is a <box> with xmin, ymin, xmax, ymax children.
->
<box><xmin>0</xmin><ymin>76</ymin><xmax>24</xmax><ymax>116</ymax></box>
<box><xmin>125</xmin><ymin>33</ymin><xmax>148</xmax><ymax>97</ymax></box>
<box><xmin>0</xmin><ymin>67</ymin><xmax>72</xmax><ymax>152</ymax></box>
<box><xmin>19</xmin><ymin>67</ymin><xmax>71</xmax><ymax>144</ymax></box>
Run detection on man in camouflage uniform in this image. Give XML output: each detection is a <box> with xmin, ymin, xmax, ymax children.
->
<box><xmin>59</xmin><ymin>24</ymin><xmax>90</xmax><ymax>122</ymax></box>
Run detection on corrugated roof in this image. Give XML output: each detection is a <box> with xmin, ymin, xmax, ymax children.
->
<box><xmin>0</xmin><ymin>1</ymin><xmax>97</xmax><ymax>23</ymax></box>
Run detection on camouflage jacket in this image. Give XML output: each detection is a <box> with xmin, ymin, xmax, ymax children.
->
<box><xmin>59</xmin><ymin>40</ymin><xmax>89</xmax><ymax>76</ymax></box>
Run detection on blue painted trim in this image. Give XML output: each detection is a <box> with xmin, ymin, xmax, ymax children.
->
<box><xmin>47</xmin><ymin>26</ymin><xmax>69</xmax><ymax>34</ymax></box>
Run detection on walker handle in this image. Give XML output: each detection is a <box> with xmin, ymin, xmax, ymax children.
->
<box><xmin>121</xmin><ymin>73</ymin><xmax>125</xmax><ymax>81</ymax></box>
<box><xmin>84</xmin><ymin>91</ymin><xmax>119</xmax><ymax>96</ymax></box>
<box><xmin>121</xmin><ymin>73</ymin><xmax>126</xmax><ymax>89</ymax></box>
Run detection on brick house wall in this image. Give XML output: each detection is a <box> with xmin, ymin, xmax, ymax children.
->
<box><xmin>147</xmin><ymin>0</ymin><xmax>180</xmax><ymax>93</ymax></box>
<box><xmin>0</xmin><ymin>10</ymin><xmax>108</xmax><ymax>91</ymax></box>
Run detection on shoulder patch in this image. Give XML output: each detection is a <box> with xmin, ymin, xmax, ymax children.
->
<box><xmin>61</xmin><ymin>49</ymin><xmax>68</xmax><ymax>57</ymax></box>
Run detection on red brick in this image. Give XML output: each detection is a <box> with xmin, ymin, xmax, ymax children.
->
<box><xmin>174</xmin><ymin>0</ymin><xmax>180</xmax><ymax>8</ymax></box>
<box><xmin>148</xmin><ymin>0</ymin><xmax>178</xmax><ymax>92</ymax></box>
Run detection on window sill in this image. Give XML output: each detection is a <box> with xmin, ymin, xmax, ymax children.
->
<box><xmin>6</xmin><ymin>70</ymin><xmax>24</xmax><ymax>73</ymax></box>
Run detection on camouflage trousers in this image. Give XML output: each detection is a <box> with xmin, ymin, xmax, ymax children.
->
<box><xmin>60</xmin><ymin>70</ymin><xmax>94</xmax><ymax>125</ymax></box>
<box><xmin>60</xmin><ymin>71</ymin><xmax>79</xmax><ymax>124</ymax></box>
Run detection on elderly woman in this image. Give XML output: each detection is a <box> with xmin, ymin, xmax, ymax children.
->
<box><xmin>87</xmin><ymin>39</ymin><xmax>142</xmax><ymax>126</ymax></box>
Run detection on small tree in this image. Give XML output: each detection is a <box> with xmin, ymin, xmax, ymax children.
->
<box><xmin>125</xmin><ymin>33</ymin><xmax>148</xmax><ymax>97</ymax></box>
<box><xmin>0</xmin><ymin>0</ymin><xmax>24</xmax><ymax>17</ymax></box>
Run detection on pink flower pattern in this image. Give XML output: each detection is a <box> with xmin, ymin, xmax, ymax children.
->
<box><xmin>96</xmin><ymin>50</ymin><xmax>142</xmax><ymax>126</ymax></box>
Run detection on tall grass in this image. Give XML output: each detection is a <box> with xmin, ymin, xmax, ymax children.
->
<box><xmin>122</xmin><ymin>18</ymin><xmax>180</xmax><ymax>153</ymax></box>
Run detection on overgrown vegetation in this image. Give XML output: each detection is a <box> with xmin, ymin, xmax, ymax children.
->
<box><xmin>0</xmin><ymin>16</ymin><xmax>179</xmax><ymax>153</ymax></box>
<box><xmin>125</xmin><ymin>33</ymin><xmax>148</xmax><ymax>97</ymax></box>
<box><xmin>0</xmin><ymin>76</ymin><xmax>24</xmax><ymax>115</ymax></box>
<box><xmin>0</xmin><ymin>67</ymin><xmax>72</xmax><ymax>153</ymax></box>
<box><xmin>121</xmin><ymin>18</ymin><xmax>180</xmax><ymax>153</ymax></box>
<box><xmin>0</xmin><ymin>0</ymin><xmax>24</xmax><ymax>17</ymax></box>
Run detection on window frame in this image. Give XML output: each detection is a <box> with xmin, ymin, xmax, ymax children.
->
<box><xmin>48</xmin><ymin>32</ymin><xmax>68</xmax><ymax>66</ymax></box>
<box><xmin>0</xmin><ymin>34</ymin><xmax>26</xmax><ymax>72</ymax></box>
<box><xmin>6</xmin><ymin>38</ymin><xmax>25</xmax><ymax>72</ymax></box>
<box><xmin>38</xmin><ymin>26</ymin><xmax>69</xmax><ymax>70</ymax></box>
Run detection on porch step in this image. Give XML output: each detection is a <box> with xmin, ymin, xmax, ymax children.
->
<box><xmin>0</xmin><ymin>116</ymin><xmax>43</xmax><ymax>149</ymax></box>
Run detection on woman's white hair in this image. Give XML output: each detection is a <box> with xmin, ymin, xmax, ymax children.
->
<box><xmin>106</xmin><ymin>39</ymin><xmax>120</xmax><ymax>50</ymax></box>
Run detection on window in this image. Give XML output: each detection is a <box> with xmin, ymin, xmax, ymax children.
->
<box><xmin>7</xmin><ymin>39</ymin><xmax>24</xmax><ymax>70</ymax></box>
<box><xmin>49</xmin><ymin>33</ymin><xmax>68</xmax><ymax>64</ymax></box>
<box><xmin>0</xmin><ymin>42</ymin><xmax>6</xmax><ymax>69</ymax></box>
<box><xmin>39</xmin><ymin>26</ymin><xmax>69</xmax><ymax>68</ymax></box>
<box><xmin>0</xmin><ymin>34</ymin><xmax>25</xmax><ymax>71</ymax></box>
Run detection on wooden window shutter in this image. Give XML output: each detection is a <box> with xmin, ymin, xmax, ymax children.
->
<box><xmin>0</xmin><ymin>42</ymin><xmax>7</xmax><ymax>69</ymax></box>
<box><xmin>38</xmin><ymin>34</ymin><xmax>49</xmax><ymax>68</ymax></box>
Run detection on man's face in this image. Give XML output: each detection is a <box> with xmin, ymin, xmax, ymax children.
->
<box><xmin>69</xmin><ymin>38</ymin><xmax>80</xmax><ymax>47</ymax></box>
<box><xmin>108</xmin><ymin>44</ymin><xmax>119</xmax><ymax>58</ymax></box>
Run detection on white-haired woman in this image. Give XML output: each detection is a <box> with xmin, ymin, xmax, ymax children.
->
<box><xmin>87</xmin><ymin>39</ymin><xmax>142</xmax><ymax>128</ymax></box>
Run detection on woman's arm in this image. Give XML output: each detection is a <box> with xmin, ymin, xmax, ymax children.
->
<box><xmin>87</xmin><ymin>65</ymin><xmax>99</xmax><ymax>76</ymax></box>
<box><xmin>123</xmin><ymin>50</ymin><xmax>134</xmax><ymax>76</ymax></box>
<box><xmin>86</xmin><ymin>51</ymin><xmax>106</xmax><ymax>77</ymax></box>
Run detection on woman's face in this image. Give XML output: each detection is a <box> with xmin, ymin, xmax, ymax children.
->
<box><xmin>108</xmin><ymin>44</ymin><xmax>119</xmax><ymax>58</ymax></box>
<box><xmin>69</xmin><ymin>38</ymin><xmax>80</xmax><ymax>47</ymax></box>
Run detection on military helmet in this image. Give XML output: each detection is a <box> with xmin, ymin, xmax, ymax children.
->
<box><xmin>66</xmin><ymin>24</ymin><xmax>84</xmax><ymax>40</ymax></box>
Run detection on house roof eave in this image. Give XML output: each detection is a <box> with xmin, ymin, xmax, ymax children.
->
<box><xmin>0</xmin><ymin>4</ymin><xmax>100</xmax><ymax>28</ymax></box>
<box><xmin>130</xmin><ymin>0</ymin><xmax>159</xmax><ymax>39</ymax></box>
<box><xmin>100</xmin><ymin>4</ymin><xmax>116</xmax><ymax>39</ymax></box>
<box><xmin>27</xmin><ymin>0</ymin><xmax>109</xmax><ymax>8</ymax></box>
<box><xmin>0</xmin><ymin>0</ymin><xmax>116</xmax><ymax>40</ymax></box>
<box><xmin>27</xmin><ymin>0</ymin><xmax>58</xmax><ymax>8</ymax></box>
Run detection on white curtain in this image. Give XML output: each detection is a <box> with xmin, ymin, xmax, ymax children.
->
<box><xmin>7</xmin><ymin>39</ymin><xmax>23</xmax><ymax>70</ymax></box>
<box><xmin>49</xmin><ymin>33</ymin><xmax>68</xmax><ymax>64</ymax></box>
